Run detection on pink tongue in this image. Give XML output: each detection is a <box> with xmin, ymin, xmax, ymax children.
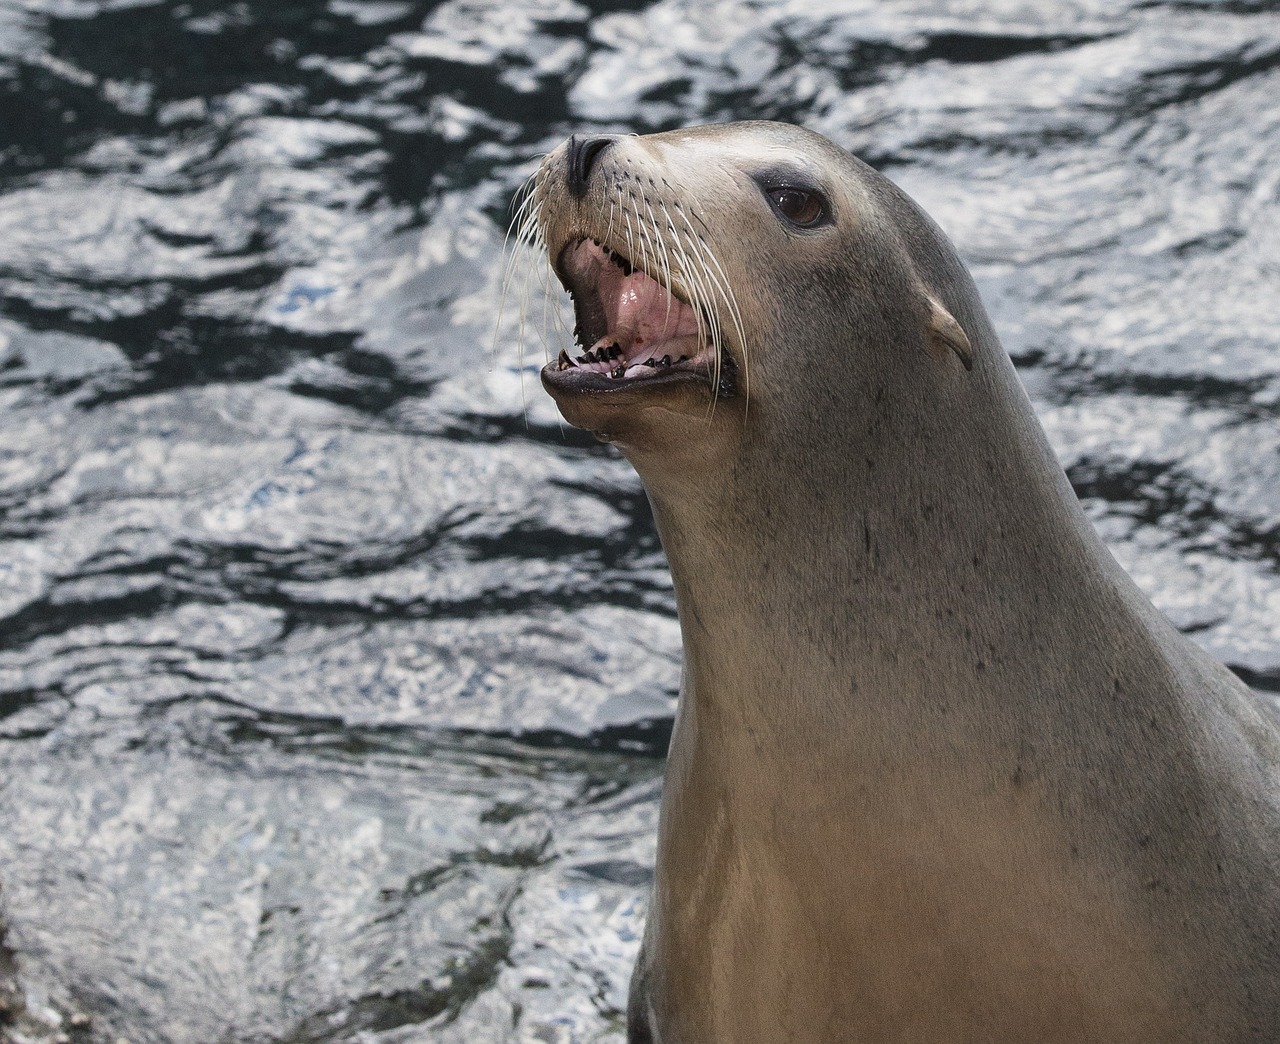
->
<box><xmin>594</xmin><ymin>270</ymin><xmax>698</xmax><ymax>354</ymax></box>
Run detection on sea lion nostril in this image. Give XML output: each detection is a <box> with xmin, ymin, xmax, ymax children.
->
<box><xmin>567</xmin><ymin>135</ymin><xmax>615</xmax><ymax>196</ymax></box>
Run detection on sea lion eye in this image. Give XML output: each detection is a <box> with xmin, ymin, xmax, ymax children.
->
<box><xmin>766</xmin><ymin>186</ymin><xmax>827</xmax><ymax>228</ymax></box>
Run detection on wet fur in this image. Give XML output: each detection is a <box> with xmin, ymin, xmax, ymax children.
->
<box><xmin>533</xmin><ymin>123</ymin><xmax>1280</xmax><ymax>1043</ymax></box>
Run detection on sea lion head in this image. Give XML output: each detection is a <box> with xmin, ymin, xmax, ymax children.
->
<box><xmin>528</xmin><ymin>121</ymin><xmax>986</xmax><ymax>498</ymax></box>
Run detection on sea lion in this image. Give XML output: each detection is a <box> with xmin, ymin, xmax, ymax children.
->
<box><xmin>524</xmin><ymin>122</ymin><xmax>1280</xmax><ymax>1043</ymax></box>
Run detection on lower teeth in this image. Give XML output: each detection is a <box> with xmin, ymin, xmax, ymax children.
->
<box><xmin>556</xmin><ymin>347</ymin><xmax>693</xmax><ymax>376</ymax></box>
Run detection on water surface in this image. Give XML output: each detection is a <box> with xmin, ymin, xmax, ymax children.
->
<box><xmin>1</xmin><ymin>0</ymin><xmax>1278</xmax><ymax>1040</ymax></box>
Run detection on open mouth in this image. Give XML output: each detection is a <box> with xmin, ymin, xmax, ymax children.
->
<box><xmin>552</xmin><ymin>239</ymin><xmax>723</xmax><ymax>386</ymax></box>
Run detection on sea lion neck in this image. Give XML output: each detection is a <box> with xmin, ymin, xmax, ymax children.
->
<box><xmin>638</xmin><ymin>344</ymin><xmax>1128</xmax><ymax>737</ymax></box>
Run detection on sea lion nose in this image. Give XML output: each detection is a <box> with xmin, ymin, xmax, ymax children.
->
<box><xmin>566</xmin><ymin>135</ymin><xmax>615</xmax><ymax>195</ymax></box>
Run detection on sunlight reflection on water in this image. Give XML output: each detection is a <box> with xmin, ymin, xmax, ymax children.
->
<box><xmin>0</xmin><ymin>0</ymin><xmax>1278</xmax><ymax>1039</ymax></box>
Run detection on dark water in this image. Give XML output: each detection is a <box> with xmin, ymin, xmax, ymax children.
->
<box><xmin>0</xmin><ymin>0</ymin><xmax>1277</xmax><ymax>1040</ymax></box>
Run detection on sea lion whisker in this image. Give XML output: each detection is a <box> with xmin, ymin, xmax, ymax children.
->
<box><xmin>665</xmin><ymin>229</ymin><xmax>712</xmax><ymax>376</ymax></box>
<box><xmin>693</xmin><ymin>235</ymin><xmax>748</xmax><ymax>411</ymax></box>
<box><xmin>669</xmin><ymin>219</ymin><xmax>728</xmax><ymax>417</ymax></box>
<box><xmin>680</xmin><ymin>238</ymin><xmax>730</xmax><ymax>406</ymax></box>
<box><xmin>664</xmin><ymin>219</ymin><xmax>715</xmax><ymax>354</ymax></box>
<box><xmin>674</xmin><ymin>208</ymin><xmax>746</xmax><ymax>387</ymax></box>
<box><xmin>669</xmin><ymin>200</ymin><xmax>740</xmax><ymax>357</ymax></box>
<box><xmin>506</xmin><ymin>171</ymin><xmax>538</xmax><ymax>253</ymax></box>
<box><xmin>636</xmin><ymin>199</ymin><xmax>679</xmax><ymax>355</ymax></box>
<box><xmin>530</xmin><ymin>193</ymin><xmax>578</xmax><ymax>359</ymax></box>
<box><xmin>642</xmin><ymin>197</ymin><xmax>677</xmax><ymax>337</ymax></box>
<box><xmin>514</xmin><ymin>233</ymin><xmax>534</xmax><ymax>406</ymax></box>
<box><xmin>522</xmin><ymin>196</ymin><xmax>559</xmax><ymax>362</ymax></box>
<box><xmin>628</xmin><ymin>193</ymin><xmax>654</xmax><ymax>288</ymax></box>
<box><xmin>621</xmin><ymin>195</ymin><xmax>637</xmax><ymax>275</ymax></box>
<box><xmin>668</xmin><ymin>212</ymin><xmax>720</xmax><ymax>346</ymax></box>
<box><xmin>495</xmin><ymin>171</ymin><xmax>544</xmax><ymax>376</ymax></box>
<box><xmin>510</xmin><ymin>170</ymin><xmax>541</xmax><ymax>238</ymax></box>
<box><xmin>511</xmin><ymin>189</ymin><xmax>544</xmax><ymax>362</ymax></box>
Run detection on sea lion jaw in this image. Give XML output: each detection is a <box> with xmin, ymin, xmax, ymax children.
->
<box><xmin>552</xmin><ymin>239</ymin><xmax>712</xmax><ymax>385</ymax></box>
<box><xmin>539</xmin><ymin>236</ymin><xmax>741</xmax><ymax>452</ymax></box>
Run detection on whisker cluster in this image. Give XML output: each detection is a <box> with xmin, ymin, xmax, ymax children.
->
<box><xmin>500</xmin><ymin>154</ymin><xmax>750</xmax><ymax>415</ymax></box>
<box><xmin>495</xmin><ymin>163</ymin><xmax>559</xmax><ymax>390</ymax></box>
<box><xmin>605</xmin><ymin>182</ymin><xmax>750</xmax><ymax>414</ymax></box>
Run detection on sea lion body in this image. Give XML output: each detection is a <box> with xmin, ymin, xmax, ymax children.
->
<box><xmin>528</xmin><ymin>122</ymin><xmax>1280</xmax><ymax>1042</ymax></box>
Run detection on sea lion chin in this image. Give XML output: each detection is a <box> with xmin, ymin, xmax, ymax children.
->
<box><xmin>525</xmin><ymin>121</ymin><xmax>1280</xmax><ymax>1043</ymax></box>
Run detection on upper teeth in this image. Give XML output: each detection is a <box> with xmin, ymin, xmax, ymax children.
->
<box><xmin>605</xmin><ymin>247</ymin><xmax>633</xmax><ymax>276</ymax></box>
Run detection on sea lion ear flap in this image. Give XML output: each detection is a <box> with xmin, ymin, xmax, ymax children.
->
<box><xmin>925</xmin><ymin>295</ymin><xmax>973</xmax><ymax>372</ymax></box>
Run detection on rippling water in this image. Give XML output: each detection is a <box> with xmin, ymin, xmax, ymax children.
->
<box><xmin>0</xmin><ymin>0</ymin><xmax>1277</xmax><ymax>1040</ymax></box>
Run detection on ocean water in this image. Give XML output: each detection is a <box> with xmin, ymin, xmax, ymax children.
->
<box><xmin>1</xmin><ymin>0</ymin><xmax>1278</xmax><ymax>1040</ymax></box>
